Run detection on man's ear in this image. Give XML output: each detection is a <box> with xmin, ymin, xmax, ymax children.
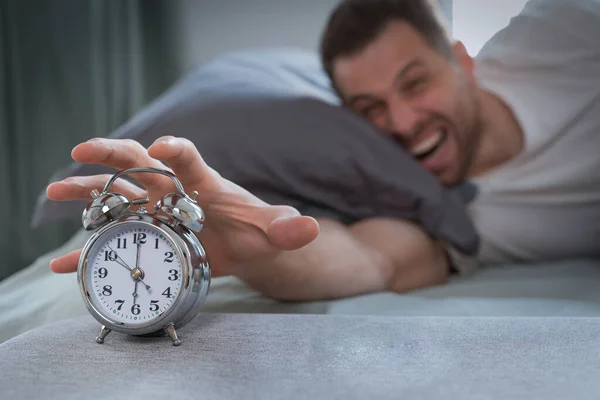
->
<box><xmin>451</xmin><ymin>41</ymin><xmax>475</xmax><ymax>81</ymax></box>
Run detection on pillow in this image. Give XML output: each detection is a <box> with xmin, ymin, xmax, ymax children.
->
<box><xmin>32</xmin><ymin>48</ymin><xmax>479</xmax><ymax>255</ymax></box>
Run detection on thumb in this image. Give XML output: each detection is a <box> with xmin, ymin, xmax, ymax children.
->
<box><xmin>49</xmin><ymin>248</ymin><xmax>82</xmax><ymax>274</ymax></box>
<box><xmin>266</xmin><ymin>215</ymin><xmax>320</xmax><ymax>250</ymax></box>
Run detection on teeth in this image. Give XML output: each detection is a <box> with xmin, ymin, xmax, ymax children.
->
<box><xmin>411</xmin><ymin>130</ymin><xmax>443</xmax><ymax>157</ymax></box>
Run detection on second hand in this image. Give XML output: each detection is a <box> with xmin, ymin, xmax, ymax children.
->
<box><xmin>106</xmin><ymin>244</ymin><xmax>151</xmax><ymax>290</ymax></box>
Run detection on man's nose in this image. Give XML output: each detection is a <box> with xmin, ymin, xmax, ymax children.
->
<box><xmin>386</xmin><ymin>95</ymin><xmax>420</xmax><ymax>139</ymax></box>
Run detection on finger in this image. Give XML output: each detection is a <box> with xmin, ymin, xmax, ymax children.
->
<box><xmin>46</xmin><ymin>175</ymin><xmax>147</xmax><ymax>202</ymax></box>
<box><xmin>250</xmin><ymin>204</ymin><xmax>320</xmax><ymax>249</ymax></box>
<box><xmin>50</xmin><ymin>249</ymin><xmax>81</xmax><ymax>273</ymax></box>
<box><xmin>72</xmin><ymin>138</ymin><xmax>175</xmax><ymax>191</ymax></box>
<box><xmin>147</xmin><ymin>136</ymin><xmax>221</xmax><ymax>191</ymax></box>
<box><xmin>266</xmin><ymin>215</ymin><xmax>320</xmax><ymax>250</ymax></box>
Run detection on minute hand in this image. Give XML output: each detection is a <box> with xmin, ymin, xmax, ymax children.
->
<box><xmin>107</xmin><ymin>245</ymin><xmax>151</xmax><ymax>290</ymax></box>
<box><xmin>134</xmin><ymin>241</ymin><xmax>151</xmax><ymax>291</ymax></box>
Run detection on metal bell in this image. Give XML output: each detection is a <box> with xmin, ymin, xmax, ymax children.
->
<box><xmin>159</xmin><ymin>192</ymin><xmax>205</xmax><ymax>232</ymax></box>
<box><xmin>82</xmin><ymin>190</ymin><xmax>131</xmax><ymax>230</ymax></box>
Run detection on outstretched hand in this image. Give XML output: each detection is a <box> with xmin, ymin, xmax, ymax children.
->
<box><xmin>46</xmin><ymin>136</ymin><xmax>320</xmax><ymax>277</ymax></box>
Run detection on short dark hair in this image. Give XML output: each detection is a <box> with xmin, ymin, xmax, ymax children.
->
<box><xmin>320</xmin><ymin>0</ymin><xmax>453</xmax><ymax>89</ymax></box>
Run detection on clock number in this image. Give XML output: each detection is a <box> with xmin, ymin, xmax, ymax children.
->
<box><xmin>131</xmin><ymin>303</ymin><xmax>140</xmax><ymax>315</ymax></box>
<box><xmin>117</xmin><ymin>238</ymin><xmax>127</xmax><ymax>249</ymax></box>
<box><xmin>98</xmin><ymin>267</ymin><xmax>108</xmax><ymax>278</ymax></box>
<box><xmin>102</xmin><ymin>285</ymin><xmax>113</xmax><ymax>296</ymax></box>
<box><xmin>133</xmin><ymin>233</ymin><xmax>147</xmax><ymax>245</ymax></box>
<box><xmin>162</xmin><ymin>287</ymin><xmax>172</xmax><ymax>298</ymax></box>
<box><xmin>164</xmin><ymin>251</ymin><xmax>174</xmax><ymax>263</ymax></box>
<box><xmin>104</xmin><ymin>250</ymin><xmax>117</xmax><ymax>262</ymax></box>
<box><xmin>168</xmin><ymin>269</ymin><xmax>179</xmax><ymax>281</ymax></box>
<box><xmin>150</xmin><ymin>300</ymin><xmax>159</xmax><ymax>311</ymax></box>
<box><xmin>114</xmin><ymin>299</ymin><xmax>124</xmax><ymax>311</ymax></box>
<box><xmin>155</xmin><ymin>238</ymin><xmax>159</xmax><ymax>249</ymax></box>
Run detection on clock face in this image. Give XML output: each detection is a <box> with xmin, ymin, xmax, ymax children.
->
<box><xmin>84</xmin><ymin>221</ymin><xmax>184</xmax><ymax>326</ymax></box>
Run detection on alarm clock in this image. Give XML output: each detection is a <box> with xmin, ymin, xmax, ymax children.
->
<box><xmin>77</xmin><ymin>167</ymin><xmax>210</xmax><ymax>346</ymax></box>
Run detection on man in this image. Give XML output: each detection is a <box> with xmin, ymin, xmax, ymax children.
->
<box><xmin>47</xmin><ymin>0</ymin><xmax>600</xmax><ymax>301</ymax></box>
<box><xmin>319</xmin><ymin>0</ymin><xmax>600</xmax><ymax>272</ymax></box>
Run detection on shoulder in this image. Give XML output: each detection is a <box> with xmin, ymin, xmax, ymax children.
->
<box><xmin>473</xmin><ymin>0</ymin><xmax>600</xmax><ymax>91</ymax></box>
<box><xmin>471</xmin><ymin>0</ymin><xmax>600</xmax><ymax>159</ymax></box>
<box><xmin>476</xmin><ymin>0</ymin><xmax>600</xmax><ymax>66</ymax></box>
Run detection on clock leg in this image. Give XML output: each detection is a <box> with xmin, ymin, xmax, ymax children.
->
<box><xmin>164</xmin><ymin>323</ymin><xmax>181</xmax><ymax>346</ymax></box>
<box><xmin>95</xmin><ymin>325</ymin><xmax>112</xmax><ymax>344</ymax></box>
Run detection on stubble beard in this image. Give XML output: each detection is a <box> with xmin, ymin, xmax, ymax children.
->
<box><xmin>453</xmin><ymin>86</ymin><xmax>484</xmax><ymax>185</ymax></box>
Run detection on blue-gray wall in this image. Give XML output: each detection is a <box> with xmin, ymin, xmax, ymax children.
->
<box><xmin>170</xmin><ymin>0</ymin><xmax>452</xmax><ymax>73</ymax></box>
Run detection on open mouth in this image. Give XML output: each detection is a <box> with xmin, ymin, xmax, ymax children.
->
<box><xmin>411</xmin><ymin>129</ymin><xmax>448</xmax><ymax>161</ymax></box>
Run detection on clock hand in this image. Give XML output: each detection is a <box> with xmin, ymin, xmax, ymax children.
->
<box><xmin>106</xmin><ymin>245</ymin><xmax>133</xmax><ymax>271</ymax></box>
<box><xmin>132</xmin><ymin>280</ymin><xmax>139</xmax><ymax>305</ymax></box>
<box><xmin>115</xmin><ymin>258</ymin><xmax>133</xmax><ymax>272</ymax></box>
<box><xmin>106</xmin><ymin>243</ymin><xmax>152</xmax><ymax>291</ymax></box>
<box><xmin>136</xmin><ymin>241</ymin><xmax>141</xmax><ymax>269</ymax></box>
<box><xmin>135</xmin><ymin>241</ymin><xmax>151</xmax><ymax>291</ymax></box>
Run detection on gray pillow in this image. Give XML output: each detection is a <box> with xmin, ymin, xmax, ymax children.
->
<box><xmin>32</xmin><ymin>48</ymin><xmax>479</xmax><ymax>255</ymax></box>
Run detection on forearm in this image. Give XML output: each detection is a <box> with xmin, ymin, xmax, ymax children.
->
<box><xmin>348</xmin><ymin>218</ymin><xmax>450</xmax><ymax>294</ymax></box>
<box><xmin>232</xmin><ymin>217</ymin><xmax>449</xmax><ymax>301</ymax></box>
<box><xmin>232</xmin><ymin>218</ymin><xmax>389</xmax><ymax>301</ymax></box>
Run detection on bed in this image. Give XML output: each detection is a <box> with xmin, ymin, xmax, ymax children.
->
<box><xmin>2</xmin><ymin>227</ymin><xmax>599</xmax><ymax>344</ymax></box>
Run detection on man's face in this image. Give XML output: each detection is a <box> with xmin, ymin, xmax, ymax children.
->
<box><xmin>332</xmin><ymin>21</ymin><xmax>481</xmax><ymax>186</ymax></box>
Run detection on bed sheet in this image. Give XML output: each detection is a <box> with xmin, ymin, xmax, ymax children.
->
<box><xmin>1</xmin><ymin>229</ymin><xmax>599</xmax><ymax>344</ymax></box>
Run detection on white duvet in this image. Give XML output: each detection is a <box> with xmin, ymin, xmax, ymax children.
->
<box><xmin>1</xmin><ymin>228</ymin><xmax>599</xmax><ymax>344</ymax></box>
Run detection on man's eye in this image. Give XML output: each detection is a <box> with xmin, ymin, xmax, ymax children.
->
<box><xmin>358</xmin><ymin>104</ymin><xmax>383</xmax><ymax>119</ymax></box>
<box><xmin>403</xmin><ymin>78</ymin><xmax>427</xmax><ymax>95</ymax></box>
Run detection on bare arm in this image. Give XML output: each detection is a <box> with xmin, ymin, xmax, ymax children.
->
<box><xmin>232</xmin><ymin>217</ymin><xmax>450</xmax><ymax>301</ymax></box>
<box><xmin>47</xmin><ymin>137</ymin><xmax>448</xmax><ymax>301</ymax></box>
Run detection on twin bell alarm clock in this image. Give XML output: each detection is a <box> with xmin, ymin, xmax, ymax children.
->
<box><xmin>77</xmin><ymin>167</ymin><xmax>211</xmax><ymax>346</ymax></box>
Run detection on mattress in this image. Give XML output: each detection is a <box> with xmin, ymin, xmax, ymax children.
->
<box><xmin>1</xmin><ymin>228</ymin><xmax>599</xmax><ymax>344</ymax></box>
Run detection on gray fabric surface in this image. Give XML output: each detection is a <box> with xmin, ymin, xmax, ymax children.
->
<box><xmin>2</xmin><ymin>226</ymin><xmax>600</xmax><ymax>344</ymax></box>
<box><xmin>31</xmin><ymin>48</ymin><xmax>479</xmax><ymax>256</ymax></box>
<box><xmin>1</xmin><ymin>313</ymin><xmax>600</xmax><ymax>399</ymax></box>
